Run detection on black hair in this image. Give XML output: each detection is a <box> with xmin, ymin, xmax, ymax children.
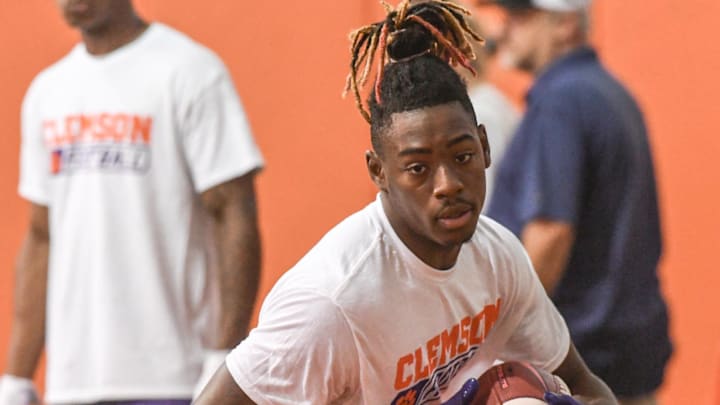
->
<box><xmin>368</xmin><ymin>54</ymin><xmax>476</xmax><ymax>152</ymax></box>
<box><xmin>343</xmin><ymin>0</ymin><xmax>484</xmax><ymax>152</ymax></box>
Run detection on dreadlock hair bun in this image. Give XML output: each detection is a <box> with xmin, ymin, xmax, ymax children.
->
<box><xmin>344</xmin><ymin>0</ymin><xmax>484</xmax><ymax>124</ymax></box>
<box><xmin>385</xmin><ymin>5</ymin><xmax>450</xmax><ymax>62</ymax></box>
<box><xmin>386</xmin><ymin>25</ymin><xmax>433</xmax><ymax>61</ymax></box>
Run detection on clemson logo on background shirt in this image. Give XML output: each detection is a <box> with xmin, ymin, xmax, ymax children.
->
<box><xmin>44</xmin><ymin>113</ymin><xmax>153</xmax><ymax>175</ymax></box>
<box><xmin>390</xmin><ymin>299</ymin><xmax>501</xmax><ymax>405</ymax></box>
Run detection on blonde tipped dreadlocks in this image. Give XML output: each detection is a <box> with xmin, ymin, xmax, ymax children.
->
<box><xmin>343</xmin><ymin>0</ymin><xmax>484</xmax><ymax>123</ymax></box>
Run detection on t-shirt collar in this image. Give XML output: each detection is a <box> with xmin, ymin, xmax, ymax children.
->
<box><xmin>75</xmin><ymin>22</ymin><xmax>158</xmax><ymax>63</ymax></box>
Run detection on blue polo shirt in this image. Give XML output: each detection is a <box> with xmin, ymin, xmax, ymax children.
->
<box><xmin>486</xmin><ymin>47</ymin><xmax>672</xmax><ymax>396</ymax></box>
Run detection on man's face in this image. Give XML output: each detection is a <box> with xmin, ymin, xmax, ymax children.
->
<box><xmin>368</xmin><ymin>102</ymin><xmax>490</xmax><ymax>266</ymax></box>
<box><xmin>499</xmin><ymin>8</ymin><xmax>556</xmax><ymax>73</ymax></box>
<box><xmin>55</xmin><ymin>0</ymin><xmax>118</xmax><ymax>32</ymax></box>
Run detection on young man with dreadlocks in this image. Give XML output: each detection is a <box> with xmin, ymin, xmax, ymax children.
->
<box><xmin>195</xmin><ymin>1</ymin><xmax>616</xmax><ymax>404</ymax></box>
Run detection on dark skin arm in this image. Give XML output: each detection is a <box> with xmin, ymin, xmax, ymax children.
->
<box><xmin>192</xmin><ymin>344</ymin><xmax>617</xmax><ymax>405</ymax></box>
<box><xmin>553</xmin><ymin>342</ymin><xmax>618</xmax><ymax>405</ymax></box>
<box><xmin>5</xmin><ymin>203</ymin><xmax>49</xmax><ymax>389</ymax></box>
<box><xmin>199</xmin><ymin>173</ymin><xmax>262</xmax><ymax>348</ymax></box>
<box><xmin>521</xmin><ymin>219</ymin><xmax>575</xmax><ymax>295</ymax></box>
<box><xmin>193</xmin><ymin>364</ymin><xmax>255</xmax><ymax>405</ymax></box>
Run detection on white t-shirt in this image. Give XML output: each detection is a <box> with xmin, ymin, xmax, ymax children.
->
<box><xmin>226</xmin><ymin>195</ymin><xmax>569</xmax><ymax>405</ymax></box>
<box><xmin>468</xmin><ymin>82</ymin><xmax>519</xmax><ymax>203</ymax></box>
<box><xmin>18</xmin><ymin>23</ymin><xmax>264</xmax><ymax>403</ymax></box>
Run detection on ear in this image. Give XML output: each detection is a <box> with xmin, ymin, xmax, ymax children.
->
<box><xmin>477</xmin><ymin>124</ymin><xmax>491</xmax><ymax>169</ymax></box>
<box><xmin>366</xmin><ymin>150</ymin><xmax>387</xmax><ymax>191</ymax></box>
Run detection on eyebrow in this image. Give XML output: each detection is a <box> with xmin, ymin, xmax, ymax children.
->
<box><xmin>397</xmin><ymin>147</ymin><xmax>432</xmax><ymax>157</ymax></box>
<box><xmin>446</xmin><ymin>133</ymin><xmax>476</xmax><ymax>148</ymax></box>
<box><xmin>396</xmin><ymin>133</ymin><xmax>476</xmax><ymax>157</ymax></box>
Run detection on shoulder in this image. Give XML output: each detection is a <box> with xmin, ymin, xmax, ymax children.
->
<box><xmin>524</xmin><ymin>73</ymin><xmax>591</xmax><ymax>132</ymax></box>
<box><xmin>23</xmin><ymin>45</ymin><xmax>83</xmax><ymax>104</ymax></box>
<box><xmin>148</xmin><ymin>23</ymin><xmax>224</xmax><ymax>64</ymax></box>
<box><xmin>146</xmin><ymin>23</ymin><xmax>232</xmax><ymax>89</ymax></box>
<box><xmin>538</xmin><ymin>57</ymin><xmax>624</xmax><ymax>109</ymax></box>
<box><xmin>473</xmin><ymin>216</ymin><xmax>533</xmax><ymax>279</ymax></box>
<box><xmin>473</xmin><ymin>217</ymin><xmax>545</xmax><ymax>312</ymax></box>
<box><xmin>255</xmin><ymin>202</ymin><xmax>386</xmax><ymax>339</ymax></box>
<box><xmin>475</xmin><ymin>215</ymin><xmax>525</xmax><ymax>255</ymax></box>
<box><xmin>269</xmin><ymin>201</ymin><xmax>385</xmax><ymax>299</ymax></box>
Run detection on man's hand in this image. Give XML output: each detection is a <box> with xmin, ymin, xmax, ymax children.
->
<box><xmin>442</xmin><ymin>378</ymin><xmax>479</xmax><ymax>405</ymax></box>
<box><xmin>0</xmin><ymin>375</ymin><xmax>40</xmax><ymax>405</ymax></box>
<box><xmin>544</xmin><ymin>392</ymin><xmax>583</xmax><ymax>405</ymax></box>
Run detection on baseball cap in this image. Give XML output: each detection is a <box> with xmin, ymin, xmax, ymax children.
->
<box><xmin>484</xmin><ymin>0</ymin><xmax>591</xmax><ymax>12</ymax></box>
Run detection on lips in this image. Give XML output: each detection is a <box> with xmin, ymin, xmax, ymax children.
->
<box><xmin>437</xmin><ymin>204</ymin><xmax>475</xmax><ymax>230</ymax></box>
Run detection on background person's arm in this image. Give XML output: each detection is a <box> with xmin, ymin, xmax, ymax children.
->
<box><xmin>200</xmin><ymin>173</ymin><xmax>261</xmax><ymax>349</ymax></box>
<box><xmin>521</xmin><ymin>219</ymin><xmax>575</xmax><ymax>295</ymax></box>
<box><xmin>193</xmin><ymin>173</ymin><xmax>262</xmax><ymax>396</ymax></box>
<box><xmin>1</xmin><ymin>203</ymin><xmax>49</xmax><ymax>404</ymax></box>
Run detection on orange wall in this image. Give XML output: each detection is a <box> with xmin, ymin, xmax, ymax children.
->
<box><xmin>1</xmin><ymin>1</ymin><xmax>718</xmax><ymax>403</ymax></box>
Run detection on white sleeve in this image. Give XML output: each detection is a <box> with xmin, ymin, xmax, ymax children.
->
<box><xmin>180</xmin><ymin>66</ymin><xmax>264</xmax><ymax>193</ymax></box>
<box><xmin>18</xmin><ymin>81</ymin><xmax>50</xmax><ymax>205</ymax></box>
<box><xmin>226</xmin><ymin>287</ymin><xmax>359</xmax><ymax>405</ymax></box>
<box><xmin>496</xmin><ymin>231</ymin><xmax>570</xmax><ymax>372</ymax></box>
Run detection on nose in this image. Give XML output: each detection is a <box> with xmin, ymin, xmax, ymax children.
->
<box><xmin>433</xmin><ymin>165</ymin><xmax>463</xmax><ymax>199</ymax></box>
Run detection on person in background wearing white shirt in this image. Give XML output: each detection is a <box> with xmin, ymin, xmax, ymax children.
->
<box><xmin>0</xmin><ymin>1</ymin><xmax>264</xmax><ymax>404</ymax></box>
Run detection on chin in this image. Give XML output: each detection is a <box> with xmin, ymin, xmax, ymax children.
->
<box><xmin>437</xmin><ymin>226</ymin><xmax>476</xmax><ymax>248</ymax></box>
<box><xmin>62</xmin><ymin>15</ymin><xmax>81</xmax><ymax>27</ymax></box>
<box><xmin>458</xmin><ymin>229</ymin><xmax>476</xmax><ymax>245</ymax></box>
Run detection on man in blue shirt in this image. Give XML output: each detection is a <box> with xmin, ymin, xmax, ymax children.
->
<box><xmin>483</xmin><ymin>0</ymin><xmax>673</xmax><ymax>404</ymax></box>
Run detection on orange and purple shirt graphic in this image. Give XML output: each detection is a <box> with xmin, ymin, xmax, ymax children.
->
<box><xmin>44</xmin><ymin>113</ymin><xmax>153</xmax><ymax>175</ymax></box>
<box><xmin>391</xmin><ymin>298</ymin><xmax>501</xmax><ymax>405</ymax></box>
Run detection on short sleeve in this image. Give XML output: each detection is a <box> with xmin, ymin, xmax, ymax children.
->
<box><xmin>515</xmin><ymin>91</ymin><xmax>585</xmax><ymax>225</ymax></box>
<box><xmin>18</xmin><ymin>81</ymin><xmax>50</xmax><ymax>205</ymax></box>
<box><xmin>497</xmin><ymin>233</ymin><xmax>570</xmax><ymax>372</ymax></box>
<box><xmin>226</xmin><ymin>288</ymin><xmax>359</xmax><ymax>405</ymax></box>
<box><xmin>180</xmin><ymin>68</ymin><xmax>264</xmax><ymax>193</ymax></box>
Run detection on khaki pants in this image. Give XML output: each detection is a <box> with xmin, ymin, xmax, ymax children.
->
<box><xmin>618</xmin><ymin>394</ymin><xmax>657</xmax><ymax>405</ymax></box>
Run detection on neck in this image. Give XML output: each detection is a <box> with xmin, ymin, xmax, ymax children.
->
<box><xmin>82</xmin><ymin>15</ymin><xmax>148</xmax><ymax>56</ymax></box>
<box><xmin>532</xmin><ymin>41</ymin><xmax>585</xmax><ymax>76</ymax></box>
<box><xmin>422</xmin><ymin>246</ymin><xmax>462</xmax><ymax>270</ymax></box>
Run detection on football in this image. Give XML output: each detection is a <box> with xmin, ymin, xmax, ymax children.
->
<box><xmin>470</xmin><ymin>361</ymin><xmax>571</xmax><ymax>405</ymax></box>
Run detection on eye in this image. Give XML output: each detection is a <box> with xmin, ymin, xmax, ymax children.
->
<box><xmin>405</xmin><ymin>163</ymin><xmax>427</xmax><ymax>175</ymax></box>
<box><xmin>456</xmin><ymin>152</ymin><xmax>474</xmax><ymax>164</ymax></box>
